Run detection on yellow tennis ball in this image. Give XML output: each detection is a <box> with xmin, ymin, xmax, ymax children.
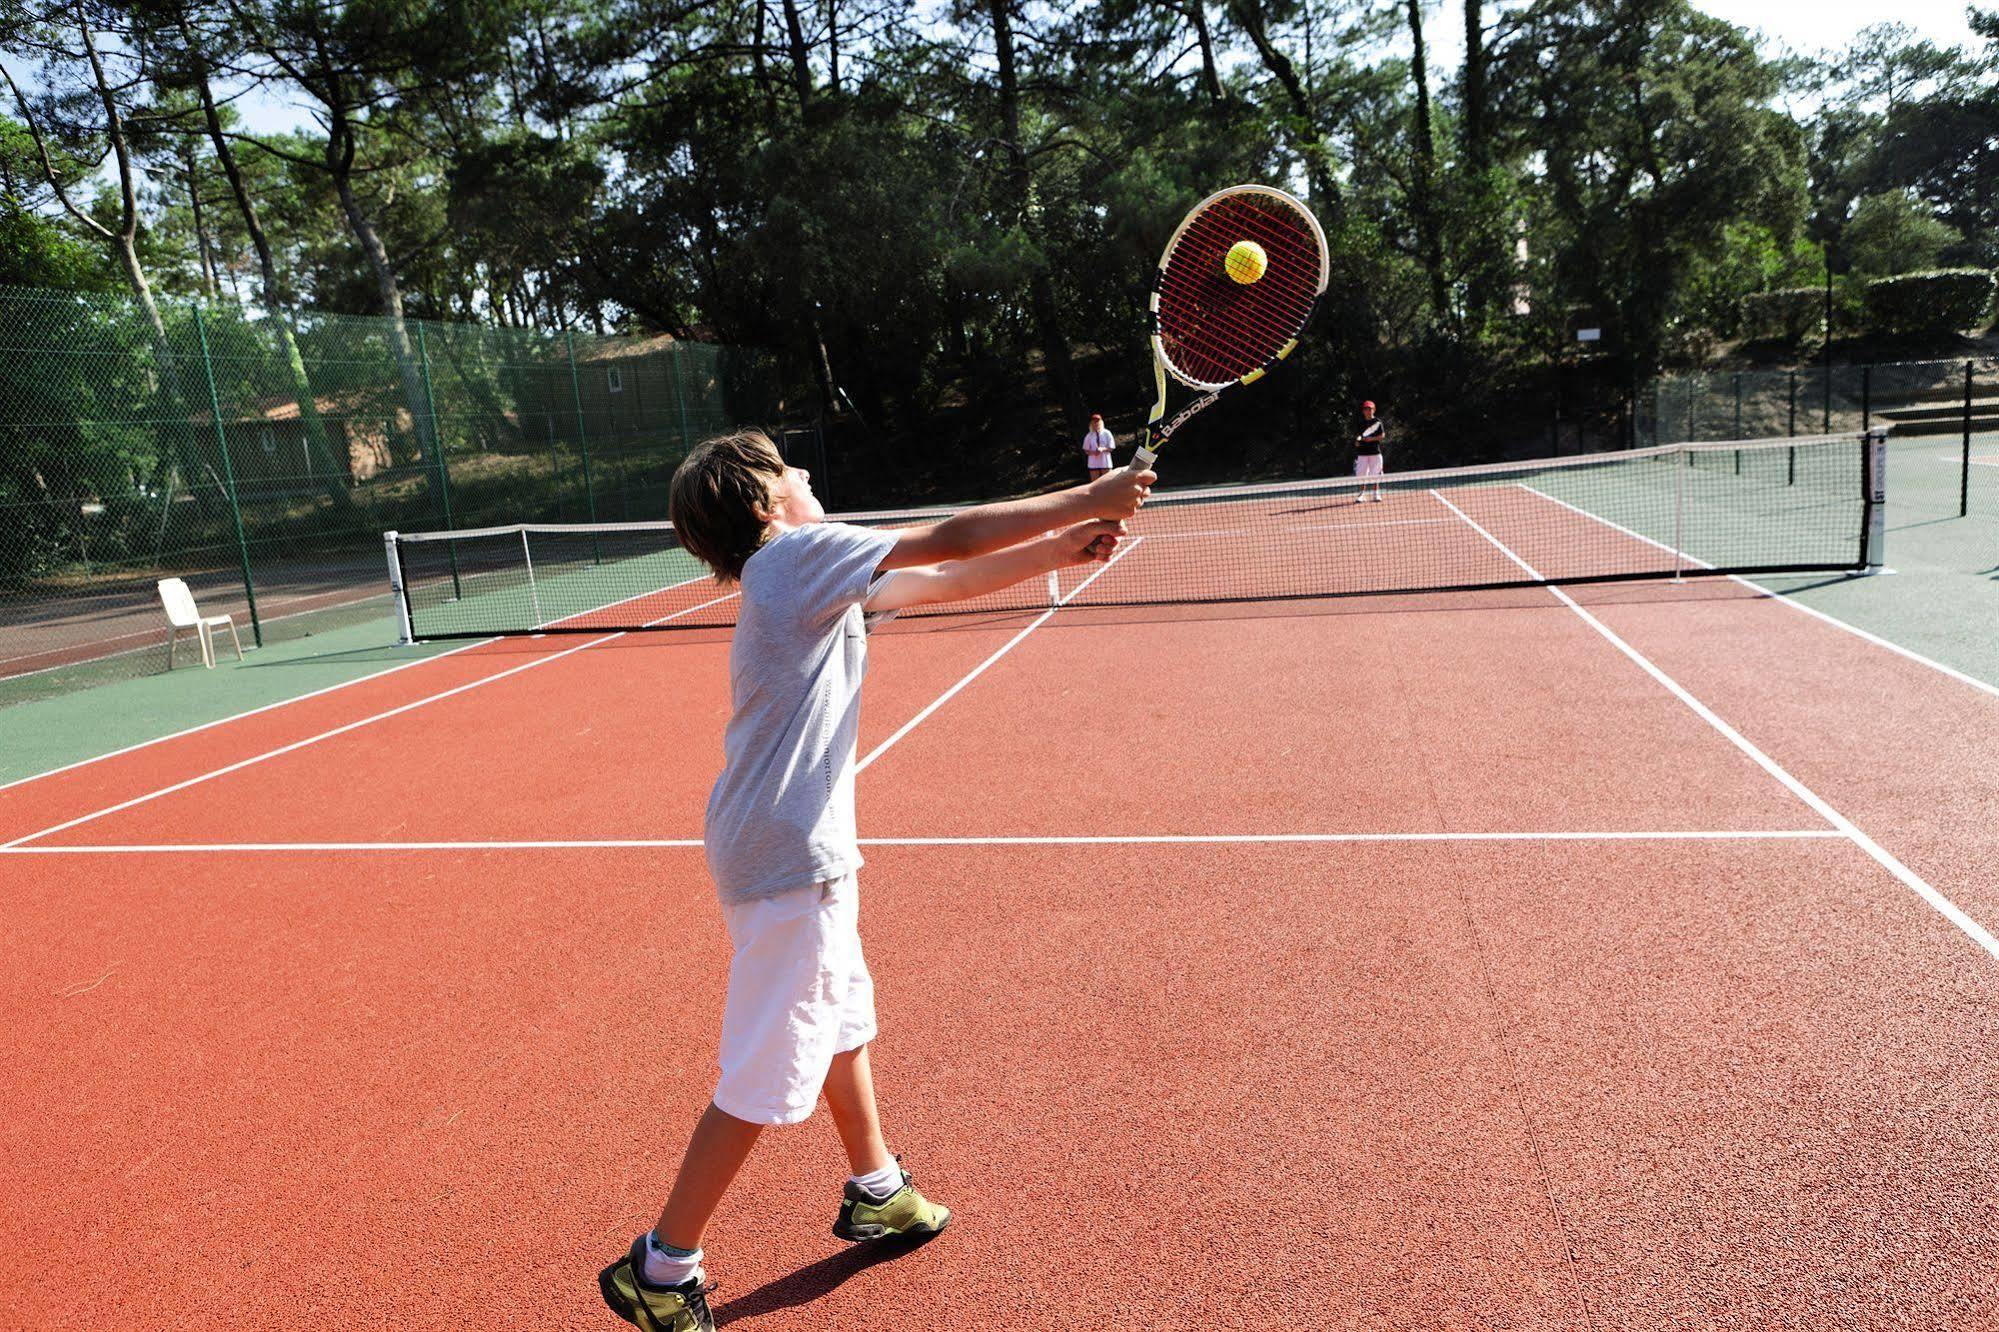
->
<box><xmin>1224</xmin><ymin>240</ymin><xmax>1267</xmax><ymax>284</ymax></box>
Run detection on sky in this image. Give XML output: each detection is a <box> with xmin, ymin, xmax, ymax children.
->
<box><xmin>1693</xmin><ymin>0</ymin><xmax>1984</xmax><ymax>59</ymax></box>
<box><xmin>1415</xmin><ymin>0</ymin><xmax>1987</xmax><ymax>78</ymax></box>
<box><xmin>9</xmin><ymin>1</ymin><xmax>1993</xmax><ymax>144</ymax></box>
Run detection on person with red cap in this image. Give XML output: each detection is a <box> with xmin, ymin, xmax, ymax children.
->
<box><xmin>1082</xmin><ymin>413</ymin><xmax>1116</xmax><ymax>480</ymax></box>
<box><xmin>1353</xmin><ymin>399</ymin><xmax>1386</xmax><ymax>502</ymax></box>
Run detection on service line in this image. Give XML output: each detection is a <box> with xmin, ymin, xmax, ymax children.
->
<box><xmin>0</xmin><ymin>829</ymin><xmax>1849</xmax><ymax>854</ymax></box>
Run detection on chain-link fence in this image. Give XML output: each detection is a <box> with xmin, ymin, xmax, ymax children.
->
<box><xmin>0</xmin><ymin>284</ymin><xmax>799</xmax><ymax>708</ymax></box>
<box><xmin>1642</xmin><ymin>357</ymin><xmax>1999</xmax><ymax>523</ymax></box>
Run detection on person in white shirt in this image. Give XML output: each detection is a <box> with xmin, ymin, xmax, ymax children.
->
<box><xmin>1082</xmin><ymin>413</ymin><xmax>1115</xmax><ymax>478</ymax></box>
<box><xmin>1354</xmin><ymin>399</ymin><xmax>1386</xmax><ymax>502</ymax></box>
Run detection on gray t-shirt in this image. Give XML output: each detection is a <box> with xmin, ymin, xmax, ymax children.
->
<box><xmin>704</xmin><ymin>522</ymin><xmax>899</xmax><ymax>904</ymax></box>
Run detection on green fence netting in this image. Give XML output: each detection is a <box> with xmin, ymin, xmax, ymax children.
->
<box><xmin>0</xmin><ymin>284</ymin><xmax>792</xmax><ymax>708</ymax></box>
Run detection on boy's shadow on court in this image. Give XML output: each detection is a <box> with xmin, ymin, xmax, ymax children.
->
<box><xmin>598</xmin><ymin>1235</ymin><xmax>939</xmax><ymax>1328</ymax></box>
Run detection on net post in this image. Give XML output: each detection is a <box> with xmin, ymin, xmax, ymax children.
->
<box><xmin>563</xmin><ymin>329</ymin><xmax>602</xmax><ymax>560</ymax></box>
<box><xmin>1672</xmin><ymin>441</ymin><xmax>1687</xmax><ymax>582</ymax></box>
<box><xmin>1863</xmin><ymin>426</ymin><xmax>1887</xmax><ymax>572</ymax></box>
<box><xmin>522</xmin><ymin>529</ymin><xmax>543</xmax><ymax>627</ymax></box>
<box><xmin>194</xmin><ymin>304</ymin><xmax>262</xmax><ymax>649</ymax></box>
<box><xmin>1732</xmin><ymin>373</ymin><xmax>1742</xmax><ymax>474</ymax></box>
<box><xmin>384</xmin><ymin>530</ymin><xmax>415</xmax><ymax>645</ymax></box>
<box><xmin>414</xmin><ymin>321</ymin><xmax>461</xmax><ymax>600</ymax></box>
<box><xmin>1964</xmin><ymin>360</ymin><xmax>1974</xmax><ymax>519</ymax></box>
<box><xmin>1787</xmin><ymin>371</ymin><xmax>1797</xmax><ymax>484</ymax></box>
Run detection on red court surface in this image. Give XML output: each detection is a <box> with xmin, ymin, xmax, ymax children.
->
<box><xmin>4</xmin><ymin>497</ymin><xmax>1998</xmax><ymax>1330</ymax></box>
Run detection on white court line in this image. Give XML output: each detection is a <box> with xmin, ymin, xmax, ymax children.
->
<box><xmin>0</xmin><ymin>570</ymin><xmax>720</xmax><ymax>798</ymax></box>
<box><xmin>1135</xmin><ymin>517</ymin><xmax>1454</xmax><ymax>540</ymax></box>
<box><xmin>0</xmin><ymin>637</ymin><xmax>496</xmax><ymax>796</ymax></box>
<box><xmin>1432</xmin><ymin>488</ymin><xmax>1999</xmax><ymax>965</ymax></box>
<box><xmin>1517</xmin><ymin>482</ymin><xmax>1999</xmax><ymax>702</ymax></box>
<box><xmin>1</xmin><ymin>587</ymin><xmax>739</xmax><ymax>850</ymax></box>
<box><xmin>856</xmin><ymin>538</ymin><xmax>1142</xmax><ymax>773</ymax></box>
<box><xmin>0</xmin><ymin>830</ymin><xmax>1849</xmax><ymax>854</ymax></box>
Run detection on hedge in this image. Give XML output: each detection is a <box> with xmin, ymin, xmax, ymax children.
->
<box><xmin>1862</xmin><ymin>269</ymin><xmax>1996</xmax><ymax>336</ymax></box>
<box><xmin>1738</xmin><ymin>288</ymin><xmax>1825</xmax><ymax>343</ymax></box>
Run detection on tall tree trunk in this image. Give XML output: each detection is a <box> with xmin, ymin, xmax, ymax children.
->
<box><xmin>1406</xmin><ymin>0</ymin><xmax>1450</xmax><ymax>324</ymax></box>
<box><xmin>328</xmin><ymin>121</ymin><xmax>432</xmax><ymax>468</ymax></box>
<box><xmin>753</xmin><ymin>0</ymin><xmax>778</xmax><ymax>119</ymax></box>
<box><xmin>182</xmin><ymin>149</ymin><xmax>216</xmax><ymax>299</ymax></box>
<box><xmin>42</xmin><ymin>3</ymin><xmax>224</xmax><ymax>515</ymax></box>
<box><xmin>1186</xmin><ymin>1</ymin><xmax>1224</xmax><ymax>102</ymax></box>
<box><xmin>1225</xmin><ymin>0</ymin><xmax>1338</xmax><ymax>210</ymax></box>
<box><xmin>990</xmin><ymin>0</ymin><xmax>1083</xmax><ymax>428</ymax></box>
<box><xmin>779</xmin><ymin>0</ymin><xmax>816</xmax><ymax>118</ymax></box>
<box><xmin>825</xmin><ymin>0</ymin><xmax>840</xmax><ymax>93</ymax></box>
<box><xmin>1459</xmin><ymin>0</ymin><xmax>1501</xmax><ymax>326</ymax></box>
<box><xmin>184</xmin><ymin>29</ymin><xmax>353</xmax><ymax>508</ymax></box>
<box><xmin>1461</xmin><ymin>0</ymin><xmax>1487</xmax><ymax>172</ymax></box>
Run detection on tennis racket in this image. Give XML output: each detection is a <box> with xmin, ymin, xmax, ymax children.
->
<box><xmin>1128</xmin><ymin>185</ymin><xmax>1330</xmax><ymax>471</ymax></box>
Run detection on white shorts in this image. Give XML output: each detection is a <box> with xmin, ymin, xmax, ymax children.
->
<box><xmin>1355</xmin><ymin>453</ymin><xmax>1384</xmax><ymax>477</ymax></box>
<box><xmin>713</xmin><ymin>875</ymin><xmax>876</xmax><ymax>1126</ymax></box>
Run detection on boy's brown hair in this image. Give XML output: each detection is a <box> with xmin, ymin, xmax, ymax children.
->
<box><xmin>668</xmin><ymin>429</ymin><xmax>789</xmax><ymax>582</ymax></box>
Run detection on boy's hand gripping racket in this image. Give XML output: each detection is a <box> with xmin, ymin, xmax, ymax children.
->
<box><xmin>1129</xmin><ymin>185</ymin><xmax>1330</xmax><ymax>471</ymax></box>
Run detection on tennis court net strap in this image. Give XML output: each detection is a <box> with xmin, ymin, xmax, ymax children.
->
<box><xmin>385</xmin><ymin>431</ymin><xmax>1887</xmax><ymax>641</ymax></box>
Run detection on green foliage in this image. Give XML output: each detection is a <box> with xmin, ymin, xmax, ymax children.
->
<box><xmin>1683</xmin><ymin>223</ymin><xmax>1825</xmax><ymax>336</ymax></box>
<box><xmin>0</xmin><ymin>199</ymin><xmax>112</xmax><ymax>289</ymax></box>
<box><xmin>1861</xmin><ymin>268</ymin><xmax>1995</xmax><ymax>334</ymax></box>
<box><xmin>1804</xmin><ymin>20</ymin><xmax>1999</xmax><ymax>271</ymax></box>
<box><xmin>1491</xmin><ymin>0</ymin><xmax>1811</xmax><ymax>369</ymax></box>
<box><xmin>1844</xmin><ymin>192</ymin><xmax>1962</xmax><ymax>277</ymax></box>
<box><xmin>3</xmin><ymin>0</ymin><xmax>1998</xmax><ymax>510</ymax></box>
<box><xmin>1737</xmin><ymin>288</ymin><xmax>1826</xmax><ymax>343</ymax></box>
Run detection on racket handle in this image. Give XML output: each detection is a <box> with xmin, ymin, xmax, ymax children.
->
<box><xmin>1130</xmin><ymin>446</ymin><xmax>1158</xmax><ymax>470</ymax></box>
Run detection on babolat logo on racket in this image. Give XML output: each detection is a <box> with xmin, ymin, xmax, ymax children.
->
<box><xmin>1132</xmin><ymin>185</ymin><xmax>1329</xmax><ymax>468</ymax></box>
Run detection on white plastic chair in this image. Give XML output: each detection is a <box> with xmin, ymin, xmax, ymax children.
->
<box><xmin>158</xmin><ymin>578</ymin><xmax>243</xmax><ymax>669</ymax></box>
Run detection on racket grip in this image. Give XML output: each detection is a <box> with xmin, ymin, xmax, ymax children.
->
<box><xmin>1130</xmin><ymin>446</ymin><xmax>1158</xmax><ymax>470</ymax></box>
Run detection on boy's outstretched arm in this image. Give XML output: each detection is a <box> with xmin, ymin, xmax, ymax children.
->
<box><xmin>866</xmin><ymin>520</ymin><xmax>1124</xmax><ymax>613</ymax></box>
<box><xmin>878</xmin><ymin>467</ymin><xmax>1153</xmax><ymax>571</ymax></box>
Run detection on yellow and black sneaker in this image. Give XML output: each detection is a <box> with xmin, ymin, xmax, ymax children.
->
<box><xmin>601</xmin><ymin>1237</ymin><xmax>717</xmax><ymax>1332</ymax></box>
<box><xmin>832</xmin><ymin>1161</ymin><xmax>952</xmax><ymax>1243</ymax></box>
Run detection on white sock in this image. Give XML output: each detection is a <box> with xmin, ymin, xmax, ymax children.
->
<box><xmin>641</xmin><ymin>1232</ymin><xmax>704</xmax><ymax>1287</ymax></box>
<box><xmin>849</xmin><ymin>1161</ymin><xmax>903</xmax><ymax>1200</ymax></box>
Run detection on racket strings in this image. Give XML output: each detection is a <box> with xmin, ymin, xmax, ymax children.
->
<box><xmin>1158</xmin><ymin>197</ymin><xmax>1323</xmax><ymax>386</ymax></box>
<box><xmin>1162</xmin><ymin>206</ymin><xmax>1322</xmax><ymax>316</ymax></box>
<box><xmin>1160</xmin><ymin>220</ymin><xmax>1319</xmax><ymax>363</ymax></box>
<box><xmin>1170</xmin><ymin>207</ymin><xmax>1324</xmax><ymax>301</ymax></box>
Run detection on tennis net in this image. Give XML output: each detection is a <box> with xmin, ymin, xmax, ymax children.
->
<box><xmin>385</xmin><ymin>431</ymin><xmax>1887</xmax><ymax>641</ymax></box>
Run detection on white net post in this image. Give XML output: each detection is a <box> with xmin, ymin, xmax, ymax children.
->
<box><xmin>384</xmin><ymin>531</ymin><xmax>415</xmax><ymax>645</ymax></box>
<box><xmin>522</xmin><ymin>529</ymin><xmax>544</xmax><ymax>626</ymax></box>
<box><xmin>1672</xmin><ymin>445</ymin><xmax>1687</xmax><ymax>581</ymax></box>
<box><xmin>1864</xmin><ymin>425</ymin><xmax>1888</xmax><ymax>571</ymax></box>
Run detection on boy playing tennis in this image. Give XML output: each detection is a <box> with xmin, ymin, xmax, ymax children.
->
<box><xmin>604</xmin><ymin>430</ymin><xmax>1152</xmax><ymax>1331</ymax></box>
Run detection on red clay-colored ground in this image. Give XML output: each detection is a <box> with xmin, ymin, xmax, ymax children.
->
<box><xmin>4</xmin><ymin>516</ymin><xmax>1998</xmax><ymax>1329</ymax></box>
